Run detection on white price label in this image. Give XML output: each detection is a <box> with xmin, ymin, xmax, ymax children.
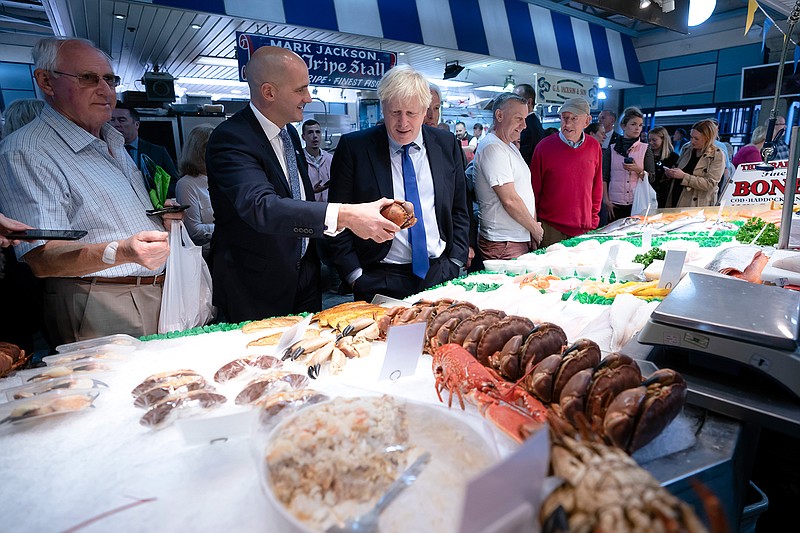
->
<box><xmin>658</xmin><ymin>249</ymin><xmax>687</xmax><ymax>289</ymax></box>
<box><xmin>274</xmin><ymin>314</ymin><xmax>312</xmax><ymax>354</ymax></box>
<box><xmin>600</xmin><ymin>244</ymin><xmax>620</xmax><ymax>279</ymax></box>
<box><xmin>378</xmin><ymin>321</ymin><xmax>425</xmax><ymax>381</ymax></box>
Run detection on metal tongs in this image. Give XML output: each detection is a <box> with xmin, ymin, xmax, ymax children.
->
<box><xmin>326</xmin><ymin>452</ymin><xmax>432</xmax><ymax>533</ymax></box>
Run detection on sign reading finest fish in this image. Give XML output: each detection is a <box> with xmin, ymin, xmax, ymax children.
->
<box><xmin>236</xmin><ymin>33</ymin><xmax>397</xmax><ymax>89</ymax></box>
<box><xmin>536</xmin><ymin>73</ymin><xmax>599</xmax><ymax>109</ymax></box>
<box><xmin>719</xmin><ymin>159</ymin><xmax>800</xmax><ymax>205</ymax></box>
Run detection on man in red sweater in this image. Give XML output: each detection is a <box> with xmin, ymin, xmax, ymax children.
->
<box><xmin>530</xmin><ymin>97</ymin><xmax>603</xmax><ymax>247</ymax></box>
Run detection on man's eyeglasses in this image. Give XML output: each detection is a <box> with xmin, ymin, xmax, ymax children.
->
<box><xmin>52</xmin><ymin>70</ymin><xmax>121</xmax><ymax>88</ymax></box>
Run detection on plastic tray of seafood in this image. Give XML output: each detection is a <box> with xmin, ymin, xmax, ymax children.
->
<box><xmin>259</xmin><ymin>395</ymin><xmax>499</xmax><ymax>533</ymax></box>
<box><xmin>2</xmin><ymin>375</ymin><xmax>108</xmax><ymax>402</ymax></box>
<box><xmin>56</xmin><ymin>334</ymin><xmax>142</xmax><ymax>354</ymax></box>
<box><xmin>42</xmin><ymin>345</ymin><xmax>133</xmax><ymax>366</ymax></box>
<box><xmin>19</xmin><ymin>359</ymin><xmax>115</xmax><ymax>384</ymax></box>
<box><xmin>0</xmin><ymin>389</ymin><xmax>100</xmax><ymax>428</ymax></box>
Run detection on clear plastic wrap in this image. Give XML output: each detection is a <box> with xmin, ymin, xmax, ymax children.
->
<box><xmin>139</xmin><ymin>390</ymin><xmax>227</xmax><ymax>429</ymax></box>
<box><xmin>133</xmin><ymin>374</ymin><xmax>212</xmax><ymax>409</ymax></box>
<box><xmin>56</xmin><ymin>334</ymin><xmax>141</xmax><ymax>354</ymax></box>
<box><xmin>131</xmin><ymin>369</ymin><xmax>203</xmax><ymax>397</ymax></box>
<box><xmin>0</xmin><ymin>389</ymin><xmax>100</xmax><ymax>428</ymax></box>
<box><xmin>234</xmin><ymin>373</ymin><xmax>309</xmax><ymax>406</ymax></box>
<box><xmin>256</xmin><ymin>395</ymin><xmax>500</xmax><ymax>533</ymax></box>
<box><xmin>3</xmin><ymin>376</ymin><xmax>108</xmax><ymax>402</ymax></box>
<box><xmin>42</xmin><ymin>345</ymin><xmax>132</xmax><ymax>366</ymax></box>
<box><xmin>213</xmin><ymin>354</ymin><xmax>283</xmax><ymax>383</ymax></box>
<box><xmin>22</xmin><ymin>359</ymin><xmax>113</xmax><ymax>383</ymax></box>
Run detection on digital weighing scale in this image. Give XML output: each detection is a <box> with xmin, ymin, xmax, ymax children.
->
<box><xmin>638</xmin><ymin>272</ymin><xmax>800</xmax><ymax>400</ymax></box>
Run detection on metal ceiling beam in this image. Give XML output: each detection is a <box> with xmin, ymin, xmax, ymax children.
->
<box><xmin>521</xmin><ymin>0</ymin><xmax>639</xmax><ymax>37</ymax></box>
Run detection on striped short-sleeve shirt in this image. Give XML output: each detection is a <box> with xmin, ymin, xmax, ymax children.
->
<box><xmin>0</xmin><ymin>104</ymin><xmax>165</xmax><ymax>277</ymax></box>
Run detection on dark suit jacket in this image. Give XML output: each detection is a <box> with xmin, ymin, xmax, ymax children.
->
<box><xmin>327</xmin><ymin>124</ymin><xmax>469</xmax><ymax>288</ymax></box>
<box><xmin>206</xmin><ymin>105</ymin><xmax>326</xmax><ymax>321</ymax></box>
<box><xmin>519</xmin><ymin>112</ymin><xmax>545</xmax><ymax>165</ymax></box>
<box><xmin>136</xmin><ymin>138</ymin><xmax>180</xmax><ymax>198</ymax></box>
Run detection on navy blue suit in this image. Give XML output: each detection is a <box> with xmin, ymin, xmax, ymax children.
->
<box><xmin>326</xmin><ymin>125</ymin><xmax>469</xmax><ymax>300</ymax></box>
<box><xmin>206</xmin><ymin>106</ymin><xmax>325</xmax><ymax>321</ymax></box>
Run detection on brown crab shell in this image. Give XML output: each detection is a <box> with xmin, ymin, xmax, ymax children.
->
<box><xmin>380</xmin><ymin>200</ymin><xmax>417</xmax><ymax>229</ymax></box>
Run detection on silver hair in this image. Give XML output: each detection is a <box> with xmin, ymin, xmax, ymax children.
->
<box><xmin>428</xmin><ymin>82</ymin><xmax>442</xmax><ymax>102</ymax></box>
<box><xmin>491</xmin><ymin>92</ymin><xmax>527</xmax><ymax>122</ymax></box>
<box><xmin>378</xmin><ymin>65</ymin><xmax>431</xmax><ymax>110</ymax></box>
<box><xmin>32</xmin><ymin>37</ymin><xmax>110</xmax><ymax>72</ymax></box>
<box><xmin>2</xmin><ymin>98</ymin><xmax>44</xmax><ymax>137</ymax></box>
<box><xmin>750</xmin><ymin>125</ymin><xmax>767</xmax><ymax>145</ymax></box>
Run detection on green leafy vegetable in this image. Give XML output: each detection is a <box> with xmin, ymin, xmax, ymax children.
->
<box><xmin>633</xmin><ymin>247</ymin><xmax>666</xmax><ymax>268</ymax></box>
<box><xmin>735</xmin><ymin>217</ymin><xmax>779</xmax><ymax>246</ymax></box>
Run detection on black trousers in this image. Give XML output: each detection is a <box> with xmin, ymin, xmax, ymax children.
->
<box><xmin>353</xmin><ymin>256</ymin><xmax>460</xmax><ymax>303</ymax></box>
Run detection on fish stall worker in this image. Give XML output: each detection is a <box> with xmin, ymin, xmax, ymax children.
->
<box><xmin>0</xmin><ymin>37</ymin><xmax>183</xmax><ymax>345</ymax></box>
<box><xmin>206</xmin><ymin>46</ymin><xmax>398</xmax><ymax>323</ymax></box>
<box><xmin>663</xmin><ymin>119</ymin><xmax>726</xmax><ymax>207</ymax></box>
<box><xmin>326</xmin><ymin>65</ymin><xmax>470</xmax><ymax>302</ymax></box>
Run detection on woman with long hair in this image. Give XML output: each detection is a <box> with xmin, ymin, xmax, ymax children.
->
<box><xmin>648</xmin><ymin>126</ymin><xmax>680</xmax><ymax>208</ymax></box>
<box><xmin>176</xmin><ymin>125</ymin><xmax>216</xmax><ymax>252</ymax></box>
<box><xmin>602</xmin><ymin>106</ymin><xmax>656</xmax><ymax>219</ymax></box>
<box><xmin>664</xmin><ymin>119</ymin><xmax>725</xmax><ymax>207</ymax></box>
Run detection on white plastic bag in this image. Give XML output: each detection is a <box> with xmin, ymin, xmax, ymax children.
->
<box><xmin>158</xmin><ymin>221</ymin><xmax>215</xmax><ymax>333</ymax></box>
<box><xmin>631</xmin><ymin>175</ymin><xmax>658</xmax><ymax>216</ymax></box>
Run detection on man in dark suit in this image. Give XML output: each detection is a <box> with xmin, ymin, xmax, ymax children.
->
<box><xmin>513</xmin><ymin>83</ymin><xmax>546</xmax><ymax>165</ymax></box>
<box><xmin>110</xmin><ymin>103</ymin><xmax>180</xmax><ymax>198</ymax></box>
<box><xmin>327</xmin><ymin>65</ymin><xmax>470</xmax><ymax>302</ymax></box>
<box><xmin>206</xmin><ymin>46</ymin><xmax>398</xmax><ymax>322</ymax></box>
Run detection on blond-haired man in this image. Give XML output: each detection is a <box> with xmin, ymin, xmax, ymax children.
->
<box><xmin>327</xmin><ymin>65</ymin><xmax>470</xmax><ymax>301</ymax></box>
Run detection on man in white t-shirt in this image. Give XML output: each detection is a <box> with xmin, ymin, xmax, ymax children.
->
<box><xmin>474</xmin><ymin>93</ymin><xmax>543</xmax><ymax>259</ymax></box>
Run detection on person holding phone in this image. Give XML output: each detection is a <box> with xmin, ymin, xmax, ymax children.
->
<box><xmin>0</xmin><ymin>37</ymin><xmax>184</xmax><ymax>345</ymax></box>
<box><xmin>0</xmin><ymin>214</ymin><xmax>32</xmax><ymax>248</ymax></box>
<box><xmin>602</xmin><ymin>107</ymin><xmax>655</xmax><ymax>220</ymax></box>
<box><xmin>648</xmin><ymin>126</ymin><xmax>680</xmax><ymax>208</ymax></box>
<box><xmin>663</xmin><ymin>119</ymin><xmax>726</xmax><ymax>208</ymax></box>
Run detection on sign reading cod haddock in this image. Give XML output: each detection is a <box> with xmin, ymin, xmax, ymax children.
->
<box><xmin>236</xmin><ymin>33</ymin><xmax>396</xmax><ymax>89</ymax></box>
<box><xmin>719</xmin><ymin>159</ymin><xmax>800</xmax><ymax>205</ymax></box>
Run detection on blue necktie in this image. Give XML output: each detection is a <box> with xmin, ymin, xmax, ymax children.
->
<box><xmin>279</xmin><ymin>128</ymin><xmax>307</xmax><ymax>257</ymax></box>
<box><xmin>402</xmin><ymin>144</ymin><xmax>429</xmax><ymax>279</ymax></box>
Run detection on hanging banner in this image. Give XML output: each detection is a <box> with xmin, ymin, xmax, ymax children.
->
<box><xmin>719</xmin><ymin>159</ymin><xmax>800</xmax><ymax>205</ymax></box>
<box><xmin>236</xmin><ymin>33</ymin><xmax>397</xmax><ymax>89</ymax></box>
<box><xmin>536</xmin><ymin>74</ymin><xmax>599</xmax><ymax>110</ymax></box>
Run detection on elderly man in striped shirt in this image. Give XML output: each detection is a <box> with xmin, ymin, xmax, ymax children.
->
<box><xmin>0</xmin><ymin>37</ymin><xmax>182</xmax><ymax>345</ymax></box>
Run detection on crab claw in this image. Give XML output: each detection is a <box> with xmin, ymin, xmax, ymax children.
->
<box><xmin>308</xmin><ymin>364</ymin><xmax>321</xmax><ymax>379</ymax></box>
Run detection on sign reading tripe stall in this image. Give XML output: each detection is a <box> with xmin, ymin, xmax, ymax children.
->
<box><xmin>719</xmin><ymin>159</ymin><xmax>800</xmax><ymax>205</ymax></box>
<box><xmin>236</xmin><ymin>33</ymin><xmax>396</xmax><ymax>89</ymax></box>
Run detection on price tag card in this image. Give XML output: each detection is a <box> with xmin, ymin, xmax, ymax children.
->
<box><xmin>641</xmin><ymin>228</ymin><xmax>653</xmax><ymax>249</ymax></box>
<box><xmin>459</xmin><ymin>428</ymin><xmax>549</xmax><ymax>533</ymax></box>
<box><xmin>600</xmin><ymin>243</ymin><xmax>620</xmax><ymax>279</ymax></box>
<box><xmin>378</xmin><ymin>321</ymin><xmax>425</xmax><ymax>381</ymax></box>
<box><xmin>658</xmin><ymin>249</ymin><xmax>687</xmax><ymax>289</ymax></box>
<box><xmin>371</xmin><ymin>293</ymin><xmax>411</xmax><ymax>308</ymax></box>
<box><xmin>274</xmin><ymin>314</ymin><xmax>312</xmax><ymax>354</ymax></box>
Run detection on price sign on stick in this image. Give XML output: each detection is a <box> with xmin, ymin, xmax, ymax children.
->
<box><xmin>274</xmin><ymin>314</ymin><xmax>312</xmax><ymax>354</ymax></box>
<box><xmin>459</xmin><ymin>428</ymin><xmax>549</xmax><ymax>533</ymax></box>
<box><xmin>600</xmin><ymin>244</ymin><xmax>620</xmax><ymax>279</ymax></box>
<box><xmin>378</xmin><ymin>322</ymin><xmax>425</xmax><ymax>381</ymax></box>
<box><xmin>658</xmin><ymin>249</ymin><xmax>687</xmax><ymax>289</ymax></box>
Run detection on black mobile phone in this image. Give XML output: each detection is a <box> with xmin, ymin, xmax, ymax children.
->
<box><xmin>5</xmin><ymin>229</ymin><xmax>88</xmax><ymax>241</ymax></box>
<box><xmin>623</xmin><ymin>156</ymin><xmax>634</xmax><ymax>164</ymax></box>
<box><xmin>145</xmin><ymin>205</ymin><xmax>190</xmax><ymax>216</ymax></box>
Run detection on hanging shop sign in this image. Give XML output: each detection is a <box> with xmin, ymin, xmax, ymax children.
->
<box><xmin>536</xmin><ymin>74</ymin><xmax>599</xmax><ymax>110</ymax></box>
<box><xmin>719</xmin><ymin>160</ymin><xmax>800</xmax><ymax>205</ymax></box>
<box><xmin>236</xmin><ymin>33</ymin><xmax>397</xmax><ymax>89</ymax></box>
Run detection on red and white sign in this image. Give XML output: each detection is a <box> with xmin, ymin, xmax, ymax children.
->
<box><xmin>719</xmin><ymin>159</ymin><xmax>800</xmax><ymax>205</ymax></box>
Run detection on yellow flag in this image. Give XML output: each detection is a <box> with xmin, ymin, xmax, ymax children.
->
<box><xmin>745</xmin><ymin>0</ymin><xmax>759</xmax><ymax>35</ymax></box>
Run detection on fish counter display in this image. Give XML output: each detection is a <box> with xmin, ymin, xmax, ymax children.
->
<box><xmin>0</xmin><ymin>207</ymin><xmax>790</xmax><ymax>532</ymax></box>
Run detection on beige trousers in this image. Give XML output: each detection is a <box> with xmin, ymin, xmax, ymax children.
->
<box><xmin>43</xmin><ymin>278</ymin><xmax>162</xmax><ymax>345</ymax></box>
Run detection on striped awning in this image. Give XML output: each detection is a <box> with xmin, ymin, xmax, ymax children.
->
<box><xmin>153</xmin><ymin>0</ymin><xmax>644</xmax><ymax>85</ymax></box>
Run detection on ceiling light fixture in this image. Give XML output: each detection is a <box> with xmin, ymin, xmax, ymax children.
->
<box><xmin>195</xmin><ymin>56</ymin><xmax>238</xmax><ymax>67</ymax></box>
<box><xmin>177</xmin><ymin>77</ymin><xmax>248</xmax><ymax>87</ymax></box>
<box><xmin>443</xmin><ymin>61</ymin><xmax>465</xmax><ymax>80</ymax></box>
<box><xmin>688</xmin><ymin>0</ymin><xmax>716</xmax><ymax>27</ymax></box>
<box><xmin>474</xmin><ymin>85</ymin><xmax>507</xmax><ymax>92</ymax></box>
<box><xmin>434</xmin><ymin>57</ymin><xmax>441</xmax><ymax>61</ymax></box>
<box><xmin>639</xmin><ymin>0</ymin><xmax>651</xmax><ymax>8</ymax></box>
<box><xmin>114</xmin><ymin>14</ymin><xmax>125</xmax><ymax>20</ymax></box>
<box><xmin>190</xmin><ymin>23</ymin><xmax>202</xmax><ymax>29</ymax></box>
<box><xmin>398</xmin><ymin>52</ymin><xmax>405</xmax><ymax>56</ymax></box>
<box><xmin>503</xmin><ymin>75</ymin><xmax>515</xmax><ymax>92</ymax></box>
<box><xmin>598</xmin><ymin>91</ymin><xmax>608</xmax><ymax>100</ymax></box>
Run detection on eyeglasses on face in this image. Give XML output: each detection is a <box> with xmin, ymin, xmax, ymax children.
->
<box><xmin>52</xmin><ymin>70</ymin><xmax>121</xmax><ymax>88</ymax></box>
